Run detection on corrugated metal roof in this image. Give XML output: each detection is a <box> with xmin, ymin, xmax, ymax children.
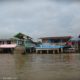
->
<box><xmin>40</xmin><ymin>36</ymin><xmax>72</xmax><ymax>39</ymax></box>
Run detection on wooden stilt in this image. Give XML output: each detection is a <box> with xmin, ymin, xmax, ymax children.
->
<box><xmin>36</xmin><ymin>50</ymin><xmax>38</xmax><ymax>54</ymax></box>
<box><xmin>53</xmin><ymin>50</ymin><xmax>54</xmax><ymax>54</ymax></box>
<box><xmin>30</xmin><ymin>49</ymin><xmax>31</xmax><ymax>53</ymax></box>
<box><xmin>47</xmin><ymin>50</ymin><xmax>49</xmax><ymax>54</ymax></box>
<box><xmin>61</xmin><ymin>48</ymin><xmax>63</xmax><ymax>53</ymax></box>
<box><xmin>40</xmin><ymin>50</ymin><xmax>42</xmax><ymax>54</ymax></box>
<box><xmin>57</xmin><ymin>49</ymin><xmax>59</xmax><ymax>53</ymax></box>
<box><xmin>24</xmin><ymin>48</ymin><xmax>26</xmax><ymax>54</ymax></box>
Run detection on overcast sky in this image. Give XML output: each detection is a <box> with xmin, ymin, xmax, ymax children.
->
<box><xmin>0</xmin><ymin>0</ymin><xmax>80</xmax><ymax>38</ymax></box>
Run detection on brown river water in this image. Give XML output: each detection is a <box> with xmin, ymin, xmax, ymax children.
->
<box><xmin>0</xmin><ymin>53</ymin><xmax>80</xmax><ymax>80</ymax></box>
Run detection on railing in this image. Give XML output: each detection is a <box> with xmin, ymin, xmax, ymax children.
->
<box><xmin>49</xmin><ymin>43</ymin><xmax>66</xmax><ymax>46</ymax></box>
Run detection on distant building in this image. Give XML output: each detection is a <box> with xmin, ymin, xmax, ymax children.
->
<box><xmin>40</xmin><ymin>36</ymin><xmax>72</xmax><ymax>45</ymax></box>
<box><xmin>14</xmin><ymin>32</ymin><xmax>36</xmax><ymax>53</ymax></box>
<box><xmin>0</xmin><ymin>32</ymin><xmax>35</xmax><ymax>53</ymax></box>
<box><xmin>0</xmin><ymin>38</ymin><xmax>16</xmax><ymax>53</ymax></box>
<box><xmin>14</xmin><ymin>32</ymin><xmax>32</xmax><ymax>46</ymax></box>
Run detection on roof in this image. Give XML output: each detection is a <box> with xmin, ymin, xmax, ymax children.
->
<box><xmin>14</xmin><ymin>32</ymin><xmax>32</xmax><ymax>39</ymax></box>
<box><xmin>0</xmin><ymin>32</ymin><xmax>32</xmax><ymax>41</ymax></box>
<box><xmin>0</xmin><ymin>37</ymin><xmax>12</xmax><ymax>41</ymax></box>
<box><xmin>40</xmin><ymin>36</ymin><xmax>72</xmax><ymax>40</ymax></box>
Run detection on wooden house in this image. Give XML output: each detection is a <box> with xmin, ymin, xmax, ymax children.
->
<box><xmin>14</xmin><ymin>33</ymin><xmax>36</xmax><ymax>53</ymax></box>
<box><xmin>40</xmin><ymin>36</ymin><xmax>72</xmax><ymax>46</ymax></box>
<box><xmin>0</xmin><ymin>32</ymin><xmax>34</xmax><ymax>53</ymax></box>
<box><xmin>0</xmin><ymin>38</ymin><xmax>16</xmax><ymax>53</ymax></box>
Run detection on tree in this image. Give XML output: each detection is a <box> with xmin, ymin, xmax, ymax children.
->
<box><xmin>14</xmin><ymin>32</ymin><xmax>32</xmax><ymax>40</ymax></box>
<box><xmin>14</xmin><ymin>33</ymin><xmax>24</xmax><ymax>39</ymax></box>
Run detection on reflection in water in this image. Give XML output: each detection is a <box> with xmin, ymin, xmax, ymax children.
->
<box><xmin>14</xmin><ymin>53</ymin><xmax>80</xmax><ymax>80</ymax></box>
<box><xmin>0</xmin><ymin>53</ymin><xmax>80</xmax><ymax>80</ymax></box>
<box><xmin>14</xmin><ymin>53</ymin><xmax>27</xmax><ymax>79</ymax></box>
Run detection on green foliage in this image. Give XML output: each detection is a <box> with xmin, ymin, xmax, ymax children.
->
<box><xmin>14</xmin><ymin>32</ymin><xmax>32</xmax><ymax>40</ymax></box>
<box><xmin>14</xmin><ymin>33</ymin><xmax>24</xmax><ymax>39</ymax></box>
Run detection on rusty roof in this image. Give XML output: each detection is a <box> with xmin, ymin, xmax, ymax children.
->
<box><xmin>40</xmin><ymin>36</ymin><xmax>72</xmax><ymax>39</ymax></box>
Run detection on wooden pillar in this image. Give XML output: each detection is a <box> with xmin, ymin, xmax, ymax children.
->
<box><xmin>47</xmin><ymin>50</ymin><xmax>49</xmax><ymax>54</ymax></box>
<box><xmin>30</xmin><ymin>49</ymin><xmax>31</xmax><ymax>53</ymax></box>
<box><xmin>40</xmin><ymin>50</ymin><xmax>42</xmax><ymax>54</ymax></box>
<box><xmin>57</xmin><ymin>49</ymin><xmax>59</xmax><ymax>53</ymax></box>
<box><xmin>11</xmin><ymin>48</ymin><xmax>14</xmax><ymax>54</ymax></box>
<box><xmin>53</xmin><ymin>50</ymin><xmax>54</xmax><ymax>54</ymax></box>
<box><xmin>61</xmin><ymin>48</ymin><xmax>63</xmax><ymax>53</ymax></box>
<box><xmin>36</xmin><ymin>50</ymin><xmax>38</xmax><ymax>54</ymax></box>
<box><xmin>24</xmin><ymin>48</ymin><xmax>26</xmax><ymax>54</ymax></box>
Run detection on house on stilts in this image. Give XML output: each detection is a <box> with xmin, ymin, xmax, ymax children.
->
<box><xmin>0</xmin><ymin>32</ymin><xmax>36</xmax><ymax>53</ymax></box>
<box><xmin>35</xmin><ymin>36</ymin><xmax>72</xmax><ymax>54</ymax></box>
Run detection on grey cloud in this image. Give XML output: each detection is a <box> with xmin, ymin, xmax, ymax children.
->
<box><xmin>0</xmin><ymin>0</ymin><xmax>80</xmax><ymax>38</ymax></box>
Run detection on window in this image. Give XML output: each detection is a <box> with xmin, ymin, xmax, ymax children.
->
<box><xmin>0</xmin><ymin>41</ymin><xmax>4</xmax><ymax>44</ymax></box>
<box><xmin>7</xmin><ymin>41</ymin><xmax>11</xmax><ymax>44</ymax></box>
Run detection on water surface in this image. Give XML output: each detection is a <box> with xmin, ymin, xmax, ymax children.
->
<box><xmin>0</xmin><ymin>53</ymin><xmax>80</xmax><ymax>80</ymax></box>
